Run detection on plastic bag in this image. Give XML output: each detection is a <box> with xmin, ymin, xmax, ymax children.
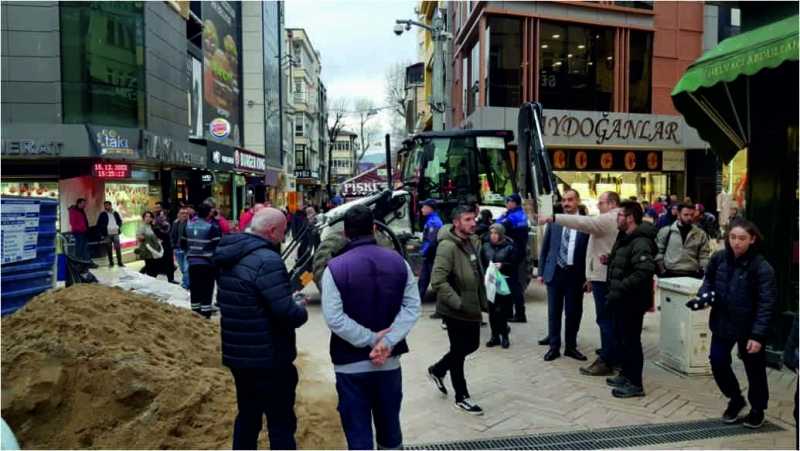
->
<box><xmin>495</xmin><ymin>269</ymin><xmax>511</xmax><ymax>296</ymax></box>
<box><xmin>484</xmin><ymin>262</ymin><xmax>497</xmax><ymax>304</ymax></box>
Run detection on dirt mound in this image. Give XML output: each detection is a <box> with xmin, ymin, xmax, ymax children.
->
<box><xmin>1</xmin><ymin>284</ymin><xmax>345</xmax><ymax>450</ymax></box>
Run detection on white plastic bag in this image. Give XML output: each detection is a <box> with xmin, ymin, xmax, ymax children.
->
<box><xmin>484</xmin><ymin>261</ymin><xmax>497</xmax><ymax>304</ymax></box>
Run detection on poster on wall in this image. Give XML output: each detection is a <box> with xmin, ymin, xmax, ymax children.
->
<box><xmin>189</xmin><ymin>56</ymin><xmax>204</xmax><ymax>139</ymax></box>
<box><xmin>202</xmin><ymin>0</ymin><xmax>241</xmax><ymax>145</ymax></box>
<box><xmin>1</xmin><ymin>198</ymin><xmax>40</xmax><ymax>265</ymax></box>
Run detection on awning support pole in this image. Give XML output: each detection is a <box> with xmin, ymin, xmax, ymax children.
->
<box><xmin>688</xmin><ymin>92</ymin><xmax>745</xmax><ymax>149</ymax></box>
<box><xmin>723</xmin><ymin>81</ymin><xmax>747</xmax><ymax>142</ymax></box>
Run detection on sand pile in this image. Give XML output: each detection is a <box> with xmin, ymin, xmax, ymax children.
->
<box><xmin>1</xmin><ymin>284</ymin><xmax>346</xmax><ymax>450</ymax></box>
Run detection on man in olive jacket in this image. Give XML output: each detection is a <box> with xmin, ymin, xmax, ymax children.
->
<box><xmin>427</xmin><ymin>205</ymin><xmax>488</xmax><ymax>416</ymax></box>
<box><xmin>603</xmin><ymin>200</ymin><xmax>657</xmax><ymax>399</ymax></box>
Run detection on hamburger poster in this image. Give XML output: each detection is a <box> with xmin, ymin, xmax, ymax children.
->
<box><xmin>202</xmin><ymin>0</ymin><xmax>241</xmax><ymax>145</ymax></box>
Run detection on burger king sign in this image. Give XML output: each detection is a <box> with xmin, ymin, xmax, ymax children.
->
<box><xmin>209</xmin><ymin>118</ymin><xmax>231</xmax><ymax>139</ymax></box>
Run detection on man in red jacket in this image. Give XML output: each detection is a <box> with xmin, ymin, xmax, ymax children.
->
<box><xmin>69</xmin><ymin>198</ymin><xmax>91</xmax><ymax>260</ymax></box>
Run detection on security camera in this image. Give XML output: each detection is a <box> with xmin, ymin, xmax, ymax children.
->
<box><xmin>393</xmin><ymin>24</ymin><xmax>405</xmax><ymax>36</ymax></box>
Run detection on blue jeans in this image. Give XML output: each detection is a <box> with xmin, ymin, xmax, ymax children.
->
<box><xmin>230</xmin><ymin>365</ymin><xmax>299</xmax><ymax>450</ymax></box>
<box><xmin>709</xmin><ymin>335</ymin><xmax>769</xmax><ymax>411</ymax></box>
<box><xmin>73</xmin><ymin>232</ymin><xmax>90</xmax><ymax>261</ymax></box>
<box><xmin>174</xmin><ymin>250</ymin><xmax>189</xmax><ymax>289</ymax></box>
<box><xmin>592</xmin><ymin>281</ymin><xmax>619</xmax><ymax>366</ymax></box>
<box><xmin>335</xmin><ymin>368</ymin><xmax>404</xmax><ymax>450</ymax></box>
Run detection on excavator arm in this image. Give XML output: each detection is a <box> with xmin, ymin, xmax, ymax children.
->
<box><xmin>517</xmin><ymin>102</ymin><xmax>561</xmax><ymax>220</ymax></box>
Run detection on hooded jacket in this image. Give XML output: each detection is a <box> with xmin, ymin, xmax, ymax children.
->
<box><xmin>430</xmin><ymin>224</ymin><xmax>488</xmax><ymax>321</ymax></box>
<box><xmin>480</xmin><ymin>224</ymin><xmax>520</xmax><ymax>280</ymax></box>
<box><xmin>214</xmin><ymin>233</ymin><xmax>308</xmax><ymax>369</ymax></box>
<box><xmin>606</xmin><ymin>222</ymin><xmax>657</xmax><ymax>309</ymax></box>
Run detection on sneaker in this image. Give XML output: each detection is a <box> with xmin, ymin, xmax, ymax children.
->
<box><xmin>429</xmin><ymin>312</ymin><xmax>442</xmax><ymax>319</ymax></box>
<box><xmin>606</xmin><ymin>375</ymin><xmax>629</xmax><ymax>388</ymax></box>
<box><xmin>722</xmin><ymin>397</ymin><xmax>747</xmax><ymax>424</ymax></box>
<box><xmin>427</xmin><ymin>366</ymin><xmax>448</xmax><ymax>396</ymax></box>
<box><xmin>440</xmin><ymin>321</ymin><xmax>447</xmax><ymax>330</ymax></box>
<box><xmin>580</xmin><ymin>358</ymin><xmax>615</xmax><ymax>376</ymax></box>
<box><xmin>743</xmin><ymin>409</ymin><xmax>765</xmax><ymax>428</ymax></box>
<box><xmin>454</xmin><ymin>397</ymin><xmax>484</xmax><ymax>415</ymax></box>
<box><xmin>611</xmin><ymin>382</ymin><xmax>645</xmax><ymax>398</ymax></box>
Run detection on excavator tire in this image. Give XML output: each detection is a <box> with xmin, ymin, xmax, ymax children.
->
<box><xmin>311</xmin><ymin>227</ymin><xmax>396</xmax><ymax>294</ymax></box>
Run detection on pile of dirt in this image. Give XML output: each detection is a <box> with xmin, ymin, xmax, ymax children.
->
<box><xmin>1</xmin><ymin>284</ymin><xmax>345</xmax><ymax>450</ymax></box>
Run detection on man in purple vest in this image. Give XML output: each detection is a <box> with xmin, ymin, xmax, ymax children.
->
<box><xmin>322</xmin><ymin>204</ymin><xmax>421</xmax><ymax>450</ymax></box>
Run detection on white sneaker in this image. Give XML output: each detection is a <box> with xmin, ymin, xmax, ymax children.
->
<box><xmin>454</xmin><ymin>397</ymin><xmax>484</xmax><ymax>415</ymax></box>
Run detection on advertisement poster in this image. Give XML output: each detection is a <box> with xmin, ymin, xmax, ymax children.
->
<box><xmin>202</xmin><ymin>0</ymin><xmax>241</xmax><ymax>145</ymax></box>
<box><xmin>189</xmin><ymin>56</ymin><xmax>204</xmax><ymax>139</ymax></box>
<box><xmin>1</xmin><ymin>199</ymin><xmax>41</xmax><ymax>265</ymax></box>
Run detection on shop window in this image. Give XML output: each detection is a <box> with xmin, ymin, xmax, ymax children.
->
<box><xmin>60</xmin><ymin>2</ymin><xmax>146</xmax><ymax>128</ymax></box>
<box><xmin>629</xmin><ymin>30</ymin><xmax>653</xmax><ymax>114</ymax></box>
<box><xmin>486</xmin><ymin>17</ymin><xmax>522</xmax><ymax>108</ymax></box>
<box><xmin>538</xmin><ymin>22</ymin><xmax>614</xmax><ymax>112</ymax></box>
<box><xmin>104</xmin><ymin>182</ymin><xmax>148</xmax><ymax>246</ymax></box>
<box><xmin>614</xmin><ymin>1</ymin><xmax>654</xmax><ymax>10</ymax></box>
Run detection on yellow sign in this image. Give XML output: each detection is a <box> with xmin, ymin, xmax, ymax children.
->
<box><xmin>164</xmin><ymin>0</ymin><xmax>189</xmax><ymax>20</ymax></box>
<box><xmin>300</xmin><ymin>271</ymin><xmax>314</xmax><ymax>287</ymax></box>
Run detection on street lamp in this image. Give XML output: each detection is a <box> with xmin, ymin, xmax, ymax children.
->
<box><xmin>394</xmin><ymin>10</ymin><xmax>453</xmax><ymax>131</ymax></box>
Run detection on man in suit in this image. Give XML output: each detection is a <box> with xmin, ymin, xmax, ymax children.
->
<box><xmin>537</xmin><ymin>189</ymin><xmax>590</xmax><ymax>362</ymax></box>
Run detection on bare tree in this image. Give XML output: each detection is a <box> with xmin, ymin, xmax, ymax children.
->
<box><xmin>352</xmin><ymin>98</ymin><xmax>380</xmax><ymax>169</ymax></box>
<box><xmin>384</xmin><ymin>61</ymin><xmax>411</xmax><ymax>121</ymax></box>
<box><xmin>327</xmin><ymin>98</ymin><xmax>348</xmax><ymax>194</ymax></box>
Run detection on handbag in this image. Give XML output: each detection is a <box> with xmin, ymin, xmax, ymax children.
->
<box><xmin>146</xmin><ymin>240</ymin><xmax>164</xmax><ymax>259</ymax></box>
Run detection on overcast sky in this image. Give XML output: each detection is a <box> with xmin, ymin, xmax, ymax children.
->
<box><xmin>285</xmin><ymin>0</ymin><xmax>418</xmax><ymax>151</ymax></box>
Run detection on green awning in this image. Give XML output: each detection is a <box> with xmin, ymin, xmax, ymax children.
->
<box><xmin>671</xmin><ymin>14</ymin><xmax>799</xmax><ymax>163</ymax></box>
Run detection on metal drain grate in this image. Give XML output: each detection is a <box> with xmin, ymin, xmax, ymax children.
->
<box><xmin>406</xmin><ymin>419</ymin><xmax>786</xmax><ymax>450</ymax></box>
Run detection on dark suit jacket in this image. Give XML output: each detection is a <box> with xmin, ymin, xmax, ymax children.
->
<box><xmin>537</xmin><ymin>222</ymin><xmax>590</xmax><ymax>284</ymax></box>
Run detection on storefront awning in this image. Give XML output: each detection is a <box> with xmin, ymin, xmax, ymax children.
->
<box><xmin>671</xmin><ymin>14</ymin><xmax>799</xmax><ymax>163</ymax></box>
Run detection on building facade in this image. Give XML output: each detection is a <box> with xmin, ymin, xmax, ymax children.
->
<box><xmin>404</xmin><ymin>62</ymin><xmax>427</xmax><ymax>135</ymax></box>
<box><xmin>330</xmin><ymin>130</ymin><xmax>358</xmax><ymax>189</ymax></box>
<box><xmin>285</xmin><ymin>28</ymin><xmax>325</xmax><ymax>206</ymax></box>
<box><xmin>447</xmin><ymin>0</ymin><xmax>708</xmax><ymax>208</ymax></box>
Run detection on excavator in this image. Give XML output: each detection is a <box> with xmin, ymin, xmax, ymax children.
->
<box><xmin>283</xmin><ymin>102</ymin><xmax>561</xmax><ymax>295</ymax></box>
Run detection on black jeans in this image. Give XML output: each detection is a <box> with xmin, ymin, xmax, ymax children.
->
<box><xmin>189</xmin><ymin>264</ymin><xmax>216</xmax><ymax>318</ymax></box>
<box><xmin>489</xmin><ymin>294</ymin><xmax>511</xmax><ymax>338</ymax></box>
<box><xmin>431</xmin><ymin>316</ymin><xmax>481</xmax><ymax>401</ymax></box>
<box><xmin>335</xmin><ymin>368</ymin><xmax>404</xmax><ymax>450</ymax></box>
<box><xmin>545</xmin><ymin>265</ymin><xmax>584</xmax><ymax>350</ymax></box>
<box><xmin>230</xmin><ymin>365</ymin><xmax>299</xmax><ymax>450</ymax></box>
<box><xmin>510</xmin><ymin>266</ymin><xmax>526</xmax><ymax>317</ymax></box>
<box><xmin>709</xmin><ymin>335</ymin><xmax>769</xmax><ymax>411</ymax></box>
<box><xmin>612</xmin><ymin>304</ymin><xmax>646</xmax><ymax>387</ymax></box>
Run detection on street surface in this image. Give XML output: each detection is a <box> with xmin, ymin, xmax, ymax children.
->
<box><xmin>92</xmin><ymin>260</ymin><xmax>797</xmax><ymax>450</ymax></box>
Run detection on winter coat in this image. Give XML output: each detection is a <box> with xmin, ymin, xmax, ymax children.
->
<box><xmin>431</xmin><ymin>224</ymin><xmax>488</xmax><ymax>322</ymax></box>
<box><xmin>69</xmin><ymin>206</ymin><xmax>89</xmax><ymax>233</ymax></box>
<box><xmin>606</xmin><ymin>222</ymin><xmax>657</xmax><ymax>309</ymax></box>
<box><xmin>480</xmin><ymin>237</ymin><xmax>520</xmax><ymax>280</ymax></box>
<box><xmin>655</xmin><ymin>222</ymin><xmax>712</xmax><ymax>274</ymax></box>
<box><xmin>134</xmin><ymin>224</ymin><xmax>160</xmax><ymax>260</ymax></box>
<box><xmin>554</xmin><ymin>208</ymin><xmax>620</xmax><ymax>282</ymax></box>
<box><xmin>699</xmin><ymin>247</ymin><xmax>778</xmax><ymax>344</ymax></box>
<box><xmin>214</xmin><ymin>233</ymin><xmax>308</xmax><ymax>369</ymax></box>
<box><xmin>784</xmin><ymin>313</ymin><xmax>799</xmax><ymax>372</ymax></box>
<box><xmin>96</xmin><ymin>210</ymin><xmax>123</xmax><ymax>237</ymax></box>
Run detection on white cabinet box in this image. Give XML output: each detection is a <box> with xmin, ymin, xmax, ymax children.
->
<box><xmin>656</xmin><ymin>277</ymin><xmax>712</xmax><ymax>376</ymax></box>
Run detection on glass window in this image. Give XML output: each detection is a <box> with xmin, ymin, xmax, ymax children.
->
<box><xmin>539</xmin><ymin>22</ymin><xmax>614</xmax><ymax>112</ymax></box>
<box><xmin>295</xmin><ymin>144</ymin><xmax>305</xmax><ymax>167</ymax></box>
<box><xmin>487</xmin><ymin>17</ymin><xmax>522</xmax><ymax>108</ymax></box>
<box><xmin>718</xmin><ymin>7</ymin><xmax>741</xmax><ymax>41</ymax></box>
<box><xmin>614</xmin><ymin>1</ymin><xmax>653</xmax><ymax>10</ymax></box>
<box><xmin>105</xmin><ymin>182</ymin><xmax>148</xmax><ymax>246</ymax></box>
<box><xmin>295</xmin><ymin>114</ymin><xmax>304</xmax><ymax>136</ymax></box>
<box><xmin>629</xmin><ymin>30</ymin><xmax>653</xmax><ymax>113</ymax></box>
<box><xmin>60</xmin><ymin>2</ymin><xmax>146</xmax><ymax>128</ymax></box>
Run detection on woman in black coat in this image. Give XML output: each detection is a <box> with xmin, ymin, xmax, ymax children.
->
<box><xmin>480</xmin><ymin>223</ymin><xmax>520</xmax><ymax>349</ymax></box>
<box><xmin>696</xmin><ymin>217</ymin><xmax>777</xmax><ymax>429</ymax></box>
<box><xmin>153</xmin><ymin>217</ymin><xmax>177</xmax><ymax>284</ymax></box>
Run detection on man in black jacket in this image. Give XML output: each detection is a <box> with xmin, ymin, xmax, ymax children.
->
<box><xmin>214</xmin><ymin>207</ymin><xmax>309</xmax><ymax>450</ymax></box>
<box><xmin>96</xmin><ymin>201</ymin><xmax>124</xmax><ymax>267</ymax></box>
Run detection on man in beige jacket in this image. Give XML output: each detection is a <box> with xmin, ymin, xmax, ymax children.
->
<box><xmin>538</xmin><ymin>191</ymin><xmax>621</xmax><ymax>376</ymax></box>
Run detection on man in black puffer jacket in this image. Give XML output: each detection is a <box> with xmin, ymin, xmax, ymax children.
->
<box><xmin>603</xmin><ymin>201</ymin><xmax>657</xmax><ymax>399</ymax></box>
<box><xmin>214</xmin><ymin>207</ymin><xmax>309</xmax><ymax>450</ymax></box>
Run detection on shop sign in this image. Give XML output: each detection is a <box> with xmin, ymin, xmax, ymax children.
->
<box><xmin>92</xmin><ymin>163</ymin><xmax>131</xmax><ymax>179</ymax></box>
<box><xmin>234</xmin><ymin>148</ymin><xmax>266</xmax><ymax>173</ymax></box>
<box><xmin>86</xmin><ymin>125</ymin><xmax>140</xmax><ymax>158</ymax></box>
<box><xmin>341</xmin><ymin>182</ymin><xmax>380</xmax><ymax>196</ymax></box>
<box><xmin>212</xmin><ymin>150</ymin><xmax>235</xmax><ymax>165</ymax></box>
<box><xmin>209</xmin><ymin>118</ymin><xmax>231</xmax><ymax>139</ymax></box>
<box><xmin>206</xmin><ymin>142</ymin><xmax>235</xmax><ymax>171</ymax></box>
<box><xmin>294</xmin><ymin>170</ymin><xmax>312</xmax><ymax>179</ymax></box>
<box><xmin>202</xmin><ymin>0</ymin><xmax>241</xmax><ymax>145</ymax></box>
<box><xmin>548</xmin><ymin>149</ymin><xmax>663</xmax><ymax>172</ymax></box>
<box><xmin>200</xmin><ymin>170</ymin><xmax>215</xmax><ymax>185</ymax></box>
<box><xmin>143</xmin><ymin>132</ymin><xmax>206</xmax><ymax>167</ymax></box>
<box><xmin>1</xmin><ymin>139</ymin><xmax>63</xmax><ymax>156</ymax></box>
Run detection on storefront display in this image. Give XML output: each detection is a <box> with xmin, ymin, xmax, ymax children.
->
<box><xmin>554</xmin><ymin>171</ymin><xmax>667</xmax><ymax>215</ymax></box>
<box><xmin>212</xmin><ymin>173</ymin><xmax>233</xmax><ymax>218</ymax></box>
<box><xmin>1</xmin><ymin>181</ymin><xmax>61</xmax><ymax>234</ymax></box>
<box><xmin>105</xmin><ymin>182</ymin><xmax>148</xmax><ymax>246</ymax></box>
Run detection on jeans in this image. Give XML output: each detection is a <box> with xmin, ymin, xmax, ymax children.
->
<box><xmin>431</xmin><ymin>316</ymin><xmax>481</xmax><ymax>401</ymax></box>
<box><xmin>105</xmin><ymin>234</ymin><xmax>123</xmax><ymax>266</ymax></box>
<box><xmin>73</xmin><ymin>232</ymin><xmax>90</xmax><ymax>261</ymax></box>
<box><xmin>612</xmin><ymin>304</ymin><xmax>646</xmax><ymax>387</ymax></box>
<box><xmin>230</xmin><ymin>365</ymin><xmax>299</xmax><ymax>450</ymax></box>
<box><xmin>174</xmin><ymin>250</ymin><xmax>189</xmax><ymax>289</ymax></box>
<box><xmin>709</xmin><ymin>335</ymin><xmax>769</xmax><ymax>411</ymax></box>
<box><xmin>592</xmin><ymin>281</ymin><xmax>619</xmax><ymax>366</ymax></box>
<box><xmin>489</xmin><ymin>294</ymin><xmax>511</xmax><ymax>338</ymax></box>
<box><xmin>189</xmin><ymin>264</ymin><xmax>215</xmax><ymax>318</ymax></box>
<box><xmin>545</xmin><ymin>266</ymin><xmax>584</xmax><ymax>350</ymax></box>
<box><xmin>335</xmin><ymin>368</ymin><xmax>404</xmax><ymax>450</ymax></box>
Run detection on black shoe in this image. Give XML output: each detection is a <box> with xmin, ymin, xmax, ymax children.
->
<box><xmin>722</xmin><ymin>397</ymin><xmax>747</xmax><ymax>424</ymax></box>
<box><xmin>500</xmin><ymin>336</ymin><xmax>510</xmax><ymax>349</ymax></box>
<box><xmin>565</xmin><ymin>348</ymin><xmax>588</xmax><ymax>361</ymax></box>
<box><xmin>118</xmin><ymin>263</ymin><xmax>125</xmax><ymax>267</ymax></box>
<box><xmin>506</xmin><ymin>325</ymin><xmax>512</xmax><ymax>335</ymax></box>
<box><xmin>454</xmin><ymin>397</ymin><xmax>484</xmax><ymax>416</ymax></box>
<box><xmin>538</xmin><ymin>338</ymin><xmax>550</xmax><ymax>346</ymax></box>
<box><xmin>427</xmin><ymin>366</ymin><xmax>448</xmax><ymax>396</ymax></box>
<box><xmin>480</xmin><ymin>321</ymin><xmax>488</xmax><ymax>327</ymax></box>
<box><xmin>509</xmin><ymin>315</ymin><xmax>527</xmax><ymax>323</ymax></box>
<box><xmin>595</xmin><ymin>348</ymin><xmax>602</xmax><ymax>356</ymax></box>
<box><xmin>612</xmin><ymin>382</ymin><xmax>645</xmax><ymax>398</ymax></box>
<box><xmin>109</xmin><ymin>263</ymin><xmax>115</xmax><ymax>268</ymax></box>
<box><xmin>743</xmin><ymin>409</ymin><xmax>765</xmax><ymax>429</ymax></box>
<box><xmin>486</xmin><ymin>336</ymin><xmax>500</xmax><ymax>348</ymax></box>
<box><xmin>544</xmin><ymin>349</ymin><xmax>561</xmax><ymax>361</ymax></box>
<box><xmin>606</xmin><ymin>375</ymin><xmax>629</xmax><ymax>388</ymax></box>
<box><xmin>429</xmin><ymin>312</ymin><xmax>442</xmax><ymax>319</ymax></box>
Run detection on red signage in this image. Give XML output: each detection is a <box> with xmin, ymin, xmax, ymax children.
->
<box><xmin>92</xmin><ymin>163</ymin><xmax>131</xmax><ymax>179</ymax></box>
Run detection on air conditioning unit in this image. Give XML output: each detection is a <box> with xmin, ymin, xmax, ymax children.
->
<box><xmin>655</xmin><ymin>277</ymin><xmax>712</xmax><ymax>376</ymax></box>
